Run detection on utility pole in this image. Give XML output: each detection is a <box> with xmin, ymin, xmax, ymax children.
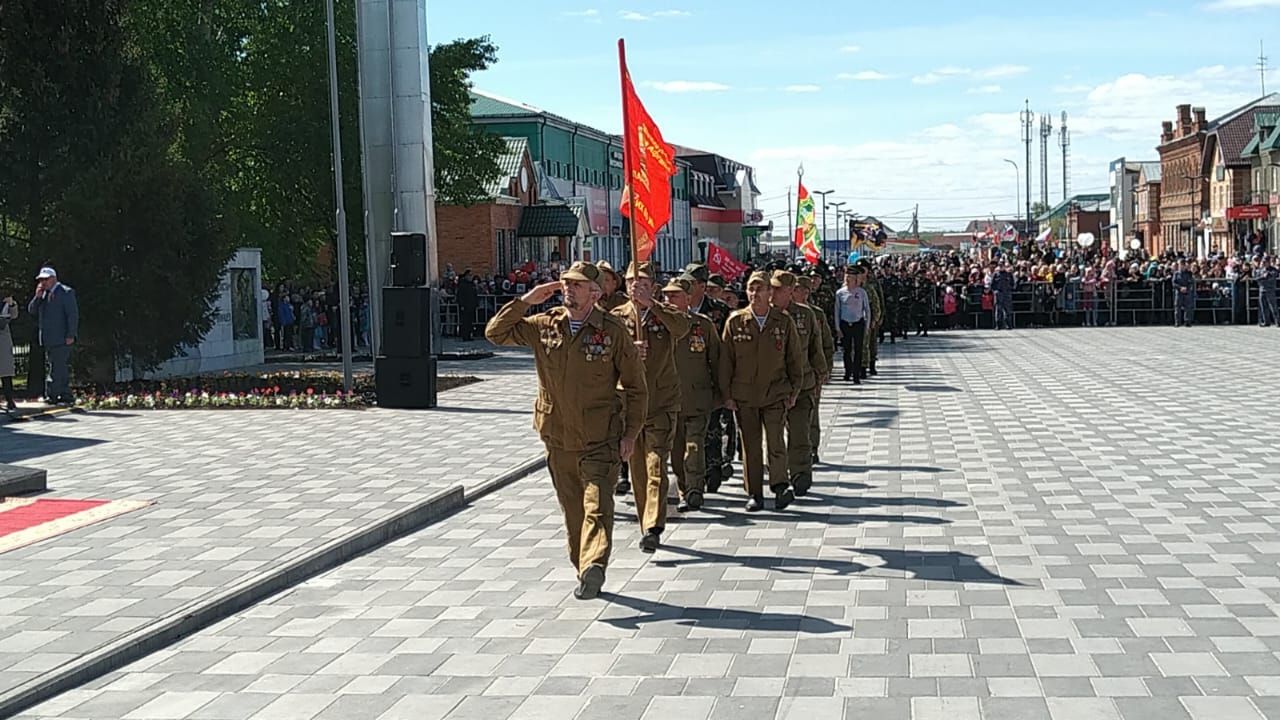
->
<box><xmin>830</xmin><ymin>201</ymin><xmax>847</xmax><ymax>260</ymax></box>
<box><xmin>814</xmin><ymin>189</ymin><xmax>835</xmax><ymax>254</ymax></box>
<box><xmin>1261</xmin><ymin>40</ymin><xmax>1270</xmax><ymax>96</ymax></box>
<box><xmin>787</xmin><ymin>185</ymin><xmax>794</xmax><ymax>260</ymax></box>
<box><xmin>912</xmin><ymin>204</ymin><xmax>919</xmax><ymax>238</ymax></box>
<box><xmin>1021</xmin><ymin>100</ymin><xmax>1033</xmax><ymax>233</ymax></box>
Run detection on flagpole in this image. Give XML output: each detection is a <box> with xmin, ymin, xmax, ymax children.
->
<box><xmin>618</xmin><ymin>38</ymin><xmax>645</xmax><ymax>346</ymax></box>
<box><xmin>787</xmin><ymin>185</ymin><xmax>793</xmax><ymax>262</ymax></box>
<box><xmin>795</xmin><ymin>165</ymin><xmax>804</xmax><ymax>262</ymax></box>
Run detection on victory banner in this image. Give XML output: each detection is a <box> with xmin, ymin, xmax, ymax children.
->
<box><xmin>618</xmin><ymin>40</ymin><xmax>677</xmax><ymax>262</ymax></box>
<box><xmin>706</xmin><ymin>243</ymin><xmax>749</xmax><ymax>281</ymax></box>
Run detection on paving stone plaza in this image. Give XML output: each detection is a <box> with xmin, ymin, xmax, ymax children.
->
<box><xmin>6</xmin><ymin>327</ymin><xmax>1280</xmax><ymax>720</ymax></box>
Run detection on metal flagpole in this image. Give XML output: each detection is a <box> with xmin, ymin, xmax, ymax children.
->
<box><xmin>325</xmin><ymin>0</ymin><xmax>354</xmax><ymax>393</ymax></box>
<box><xmin>787</xmin><ymin>185</ymin><xmax>793</xmax><ymax>261</ymax></box>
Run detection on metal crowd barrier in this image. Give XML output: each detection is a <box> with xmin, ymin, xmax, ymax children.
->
<box><xmin>918</xmin><ymin>278</ymin><xmax>1269</xmax><ymax>330</ymax></box>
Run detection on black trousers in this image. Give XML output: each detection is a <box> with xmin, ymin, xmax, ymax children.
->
<box><xmin>2</xmin><ymin>376</ymin><xmax>14</xmax><ymax>407</ymax></box>
<box><xmin>458</xmin><ymin>304</ymin><xmax>476</xmax><ymax>340</ymax></box>
<box><xmin>840</xmin><ymin>320</ymin><xmax>866</xmax><ymax>379</ymax></box>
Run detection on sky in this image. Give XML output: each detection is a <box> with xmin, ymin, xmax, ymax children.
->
<box><xmin>426</xmin><ymin>0</ymin><xmax>1278</xmax><ymax>232</ymax></box>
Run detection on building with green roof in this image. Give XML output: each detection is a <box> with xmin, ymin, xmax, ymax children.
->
<box><xmin>468</xmin><ymin>90</ymin><xmax>693</xmax><ymax>271</ymax></box>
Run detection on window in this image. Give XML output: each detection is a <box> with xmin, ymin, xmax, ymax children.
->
<box><xmin>554</xmin><ymin>161</ymin><xmax>562</xmax><ymax>178</ymax></box>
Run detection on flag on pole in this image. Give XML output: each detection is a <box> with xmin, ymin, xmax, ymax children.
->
<box><xmin>1001</xmin><ymin>224</ymin><xmax>1019</xmax><ymax>243</ymax></box>
<box><xmin>794</xmin><ymin>182</ymin><xmax>819</xmax><ymax>263</ymax></box>
<box><xmin>618</xmin><ymin>40</ymin><xmax>677</xmax><ymax>263</ymax></box>
<box><xmin>1035</xmin><ymin>227</ymin><xmax>1052</xmax><ymax>245</ymax></box>
<box><xmin>706</xmin><ymin>243</ymin><xmax>749</xmax><ymax>281</ymax></box>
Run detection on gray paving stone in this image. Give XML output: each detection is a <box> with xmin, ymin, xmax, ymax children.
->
<box><xmin>15</xmin><ymin>329</ymin><xmax>1280</xmax><ymax>718</ymax></box>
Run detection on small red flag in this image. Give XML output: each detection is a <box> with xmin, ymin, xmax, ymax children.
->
<box><xmin>706</xmin><ymin>244</ymin><xmax>749</xmax><ymax>281</ymax></box>
<box><xmin>618</xmin><ymin>40</ymin><xmax>677</xmax><ymax>263</ymax></box>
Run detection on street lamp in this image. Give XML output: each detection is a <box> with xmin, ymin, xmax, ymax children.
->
<box><xmin>814</xmin><ymin>189</ymin><xmax>835</xmax><ymax>254</ymax></box>
<box><xmin>1002</xmin><ymin>158</ymin><xmax>1020</xmax><ymax>231</ymax></box>
<box><xmin>829</xmin><ymin>201</ymin><xmax>847</xmax><ymax>261</ymax></box>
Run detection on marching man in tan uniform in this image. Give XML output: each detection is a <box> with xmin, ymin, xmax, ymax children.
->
<box><xmin>794</xmin><ymin>275</ymin><xmax>833</xmax><ymax>465</ymax></box>
<box><xmin>662</xmin><ymin>275</ymin><xmax>721</xmax><ymax>513</ymax></box>
<box><xmin>595</xmin><ymin>261</ymin><xmax>628</xmax><ymax>311</ymax></box>
<box><xmin>485</xmin><ymin>262</ymin><xmax>647</xmax><ymax>600</ymax></box>
<box><xmin>770</xmin><ymin>271</ymin><xmax>826</xmax><ymax>496</ymax></box>
<box><xmin>718</xmin><ymin>271</ymin><xmax>804</xmax><ymax>512</ymax></box>
<box><xmin>611</xmin><ymin>261</ymin><xmax>690</xmax><ymax>552</ymax></box>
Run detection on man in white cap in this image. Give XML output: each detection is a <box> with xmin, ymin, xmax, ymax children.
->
<box><xmin>27</xmin><ymin>267</ymin><xmax>79</xmax><ymax>404</ymax></box>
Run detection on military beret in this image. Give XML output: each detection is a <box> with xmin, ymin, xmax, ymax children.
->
<box><xmin>746</xmin><ymin>270</ymin><xmax>770</xmax><ymax>287</ymax></box>
<box><xmin>707</xmin><ymin>274</ymin><xmax>727</xmax><ymax>288</ymax></box>
<box><xmin>770</xmin><ymin>270</ymin><xmax>797</xmax><ymax>288</ymax></box>
<box><xmin>683</xmin><ymin>263</ymin><xmax>709</xmax><ymax>282</ymax></box>
<box><xmin>625</xmin><ymin>261</ymin><xmax>656</xmax><ymax>279</ymax></box>
<box><xmin>561</xmin><ymin>261</ymin><xmax>602</xmax><ymax>286</ymax></box>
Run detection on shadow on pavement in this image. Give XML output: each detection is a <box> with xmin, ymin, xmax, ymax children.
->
<box><xmin>429</xmin><ymin>405</ymin><xmax>530</xmax><ymax>415</ymax></box>
<box><xmin>0</xmin><ymin>422</ymin><xmax>107</xmax><ymax>464</ymax></box>
<box><xmin>818</xmin><ymin>463</ymin><xmax>947</xmax><ymax>474</ymax></box>
<box><xmin>850</xmin><ymin>548</ymin><xmax>1028</xmax><ymax>586</ymax></box>
<box><xmin>649</xmin><ymin>544</ymin><xmax>1026</xmax><ymax>588</ymax></box>
<box><xmin>686</xmin><ymin>504</ymin><xmax>952</xmax><ymax>528</ymax></box>
<box><xmin>599</xmin><ymin>591</ymin><xmax>851</xmax><ymax>633</ymax></box>
<box><xmin>802</xmin><ymin>491</ymin><xmax>966</xmax><ymax>510</ymax></box>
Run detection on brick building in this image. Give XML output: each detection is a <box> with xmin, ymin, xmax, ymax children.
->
<box><xmin>1157</xmin><ymin>104</ymin><xmax>1209</xmax><ymax>257</ymax></box>
<box><xmin>1202</xmin><ymin>96</ymin><xmax>1280</xmax><ymax>253</ymax></box>
<box><xmin>1241</xmin><ymin>111</ymin><xmax>1280</xmax><ymax>252</ymax></box>
<box><xmin>436</xmin><ymin>137</ymin><xmax>587</xmax><ymax>277</ymax></box>
<box><xmin>1133</xmin><ymin>162</ymin><xmax>1162</xmax><ymax>253</ymax></box>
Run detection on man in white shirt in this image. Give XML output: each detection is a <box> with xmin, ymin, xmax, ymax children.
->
<box><xmin>834</xmin><ymin>266</ymin><xmax>871</xmax><ymax>383</ymax></box>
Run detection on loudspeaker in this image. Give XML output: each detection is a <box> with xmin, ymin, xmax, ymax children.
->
<box><xmin>381</xmin><ymin>286</ymin><xmax>432</xmax><ymax>358</ymax></box>
<box><xmin>390</xmin><ymin>232</ymin><xmax>427</xmax><ymax>287</ymax></box>
<box><xmin>375</xmin><ymin>356</ymin><xmax>437</xmax><ymax>408</ymax></box>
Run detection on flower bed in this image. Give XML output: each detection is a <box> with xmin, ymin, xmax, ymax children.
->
<box><xmin>71</xmin><ymin>371</ymin><xmax>477</xmax><ymax>411</ymax></box>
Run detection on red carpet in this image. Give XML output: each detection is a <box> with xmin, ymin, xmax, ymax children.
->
<box><xmin>0</xmin><ymin>498</ymin><xmax>152</xmax><ymax>553</ymax></box>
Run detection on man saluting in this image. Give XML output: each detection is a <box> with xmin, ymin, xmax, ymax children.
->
<box><xmin>486</xmin><ymin>261</ymin><xmax>647</xmax><ymax>600</ymax></box>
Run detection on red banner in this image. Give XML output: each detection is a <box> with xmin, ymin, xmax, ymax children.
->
<box><xmin>618</xmin><ymin>40</ymin><xmax>677</xmax><ymax>263</ymax></box>
<box><xmin>706</xmin><ymin>244</ymin><xmax>748</xmax><ymax>281</ymax></box>
<box><xmin>1226</xmin><ymin>204</ymin><xmax>1269</xmax><ymax>220</ymax></box>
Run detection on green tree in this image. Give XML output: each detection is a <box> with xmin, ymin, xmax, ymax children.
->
<box><xmin>0</xmin><ymin>0</ymin><xmax>235</xmax><ymax>383</ymax></box>
<box><xmin>1030</xmin><ymin>201</ymin><xmax>1050</xmax><ymax>219</ymax></box>
<box><xmin>430</xmin><ymin>36</ymin><xmax>506</xmax><ymax>205</ymax></box>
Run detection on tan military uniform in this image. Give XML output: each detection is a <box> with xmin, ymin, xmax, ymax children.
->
<box><xmin>718</xmin><ymin>305</ymin><xmax>804</xmax><ymax>499</ymax></box>
<box><xmin>611</xmin><ymin>297</ymin><xmax>690</xmax><ymax>536</ymax></box>
<box><xmin>485</xmin><ymin>299</ymin><xmax>646</xmax><ymax>576</ymax></box>
<box><xmin>776</xmin><ymin>299</ymin><xmax>825</xmax><ymax>492</ymax></box>
<box><xmin>600</xmin><ymin>292</ymin><xmax>629</xmax><ymax>312</ymax></box>
<box><xmin>671</xmin><ymin>310</ymin><xmax>720</xmax><ymax>502</ymax></box>
<box><xmin>800</xmin><ymin>297</ymin><xmax>833</xmax><ymax>457</ymax></box>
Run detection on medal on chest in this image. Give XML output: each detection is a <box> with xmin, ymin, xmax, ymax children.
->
<box><xmin>540</xmin><ymin>325</ymin><xmax>564</xmax><ymax>352</ymax></box>
<box><xmin>582</xmin><ymin>329</ymin><xmax>612</xmax><ymax>362</ymax></box>
<box><xmin>772</xmin><ymin>326</ymin><xmax>784</xmax><ymax>351</ymax></box>
<box><xmin>688</xmin><ymin>324</ymin><xmax>706</xmax><ymax>354</ymax></box>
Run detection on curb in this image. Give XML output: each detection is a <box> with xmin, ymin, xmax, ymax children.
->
<box><xmin>0</xmin><ymin>458</ymin><xmax>545</xmax><ymax>719</ymax></box>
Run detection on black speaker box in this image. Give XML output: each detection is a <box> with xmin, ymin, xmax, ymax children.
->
<box><xmin>390</xmin><ymin>232</ymin><xmax>427</xmax><ymax>287</ymax></box>
<box><xmin>375</xmin><ymin>356</ymin><xmax>437</xmax><ymax>408</ymax></box>
<box><xmin>381</xmin><ymin>286</ymin><xmax>432</xmax><ymax>358</ymax></box>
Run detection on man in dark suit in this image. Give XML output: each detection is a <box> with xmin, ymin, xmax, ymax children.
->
<box><xmin>27</xmin><ymin>267</ymin><xmax>79</xmax><ymax>404</ymax></box>
<box><xmin>456</xmin><ymin>269</ymin><xmax>479</xmax><ymax>341</ymax></box>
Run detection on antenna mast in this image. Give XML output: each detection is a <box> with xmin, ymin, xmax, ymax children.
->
<box><xmin>1059</xmin><ymin>111</ymin><xmax>1070</xmax><ymax>201</ymax></box>
<box><xmin>1020</xmin><ymin>100</ymin><xmax>1033</xmax><ymax>229</ymax></box>
<box><xmin>1039</xmin><ymin>114</ymin><xmax>1052</xmax><ymax>208</ymax></box>
<box><xmin>1260</xmin><ymin>40</ymin><xmax>1269</xmax><ymax>96</ymax></box>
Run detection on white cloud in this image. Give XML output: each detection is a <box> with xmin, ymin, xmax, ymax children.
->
<box><xmin>784</xmin><ymin>84</ymin><xmax>822</xmax><ymax>93</ymax></box>
<box><xmin>1204</xmin><ymin>0</ymin><xmax>1280</xmax><ymax>9</ymax></box>
<box><xmin>653</xmin><ymin>9</ymin><xmax>692</xmax><ymax>16</ymax></box>
<box><xmin>1071</xmin><ymin>65</ymin><xmax>1258</xmax><ymax>141</ymax></box>
<box><xmin>838</xmin><ymin>71</ymin><xmax>892</xmax><ymax>81</ymax></box>
<box><xmin>839</xmin><ymin>45</ymin><xmax>861</xmax><ymax>54</ymax></box>
<box><xmin>967</xmin><ymin>84</ymin><xmax>1003</xmax><ymax>95</ymax></box>
<box><xmin>562</xmin><ymin>8</ymin><xmax>598</xmax><ymax>16</ymax></box>
<box><xmin>643</xmin><ymin>80</ymin><xmax>730</xmax><ymax>93</ymax></box>
<box><xmin>619</xmin><ymin>10</ymin><xmax>649</xmax><ymax>20</ymax></box>
<box><xmin>976</xmin><ymin>64</ymin><xmax>1030</xmax><ymax>79</ymax></box>
<box><xmin>911</xmin><ymin>73</ymin><xmax>943</xmax><ymax>85</ymax></box>
<box><xmin>936</xmin><ymin>66</ymin><xmax>973</xmax><ymax>76</ymax></box>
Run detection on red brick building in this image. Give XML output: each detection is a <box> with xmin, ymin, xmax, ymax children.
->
<box><xmin>1157</xmin><ymin>104</ymin><xmax>1209</xmax><ymax>256</ymax></box>
<box><xmin>436</xmin><ymin>137</ymin><xmax>586</xmax><ymax>277</ymax></box>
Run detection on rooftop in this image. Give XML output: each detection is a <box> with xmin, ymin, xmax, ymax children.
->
<box><xmin>485</xmin><ymin>137</ymin><xmax>529</xmax><ymax>198</ymax></box>
<box><xmin>1036</xmin><ymin>193</ymin><xmax>1111</xmax><ymax>223</ymax></box>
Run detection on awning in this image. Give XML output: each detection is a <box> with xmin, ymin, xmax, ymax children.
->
<box><xmin>1226</xmin><ymin>205</ymin><xmax>1269</xmax><ymax>221</ymax></box>
<box><xmin>517</xmin><ymin>205</ymin><xmax>581</xmax><ymax>237</ymax></box>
